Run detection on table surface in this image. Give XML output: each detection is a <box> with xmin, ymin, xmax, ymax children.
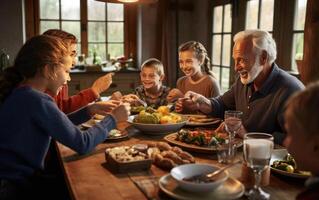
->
<box><xmin>56</xmin><ymin>122</ymin><xmax>305</xmax><ymax>200</ymax></box>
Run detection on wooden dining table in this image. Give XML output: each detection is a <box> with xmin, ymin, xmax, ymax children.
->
<box><xmin>55</xmin><ymin>122</ymin><xmax>305</xmax><ymax>200</ymax></box>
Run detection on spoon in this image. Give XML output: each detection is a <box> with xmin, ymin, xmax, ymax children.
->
<box><xmin>183</xmin><ymin>160</ymin><xmax>242</xmax><ymax>183</ymax></box>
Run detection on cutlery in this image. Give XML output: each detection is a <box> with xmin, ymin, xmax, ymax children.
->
<box><xmin>183</xmin><ymin>160</ymin><xmax>242</xmax><ymax>182</ymax></box>
<box><xmin>136</xmin><ymin>98</ymin><xmax>147</xmax><ymax>107</ymax></box>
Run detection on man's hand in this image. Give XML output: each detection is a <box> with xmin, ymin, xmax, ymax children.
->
<box><xmin>175</xmin><ymin>97</ymin><xmax>199</xmax><ymax>113</ymax></box>
<box><xmin>184</xmin><ymin>91</ymin><xmax>213</xmax><ymax>114</ymax></box>
<box><xmin>91</xmin><ymin>73</ymin><xmax>114</xmax><ymax>96</ymax></box>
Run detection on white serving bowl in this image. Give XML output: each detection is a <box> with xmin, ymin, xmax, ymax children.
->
<box><xmin>170</xmin><ymin>163</ymin><xmax>228</xmax><ymax>193</ymax></box>
<box><xmin>127</xmin><ymin>115</ymin><xmax>186</xmax><ymax>135</ymax></box>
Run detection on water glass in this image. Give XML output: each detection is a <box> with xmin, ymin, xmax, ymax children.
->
<box><xmin>216</xmin><ymin>143</ymin><xmax>236</xmax><ymax>164</ymax></box>
<box><xmin>243</xmin><ymin>133</ymin><xmax>274</xmax><ymax>200</ymax></box>
<box><xmin>224</xmin><ymin>110</ymin><xmax>243</xmax><ymax>164</ymax></box>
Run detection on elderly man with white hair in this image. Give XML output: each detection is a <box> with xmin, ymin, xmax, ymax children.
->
<box><xmin>176</xmin><ymin>29</ymin><xmax>304</xmax><ymax>145</ymax></box>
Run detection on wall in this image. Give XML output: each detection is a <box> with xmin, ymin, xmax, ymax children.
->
<box><xmin>0</xmin><ymin>0</ymin><xmax>25</xmax><ymax>65</ymax></box>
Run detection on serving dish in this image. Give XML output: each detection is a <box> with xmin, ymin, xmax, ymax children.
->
<box><xmin>183</xmin><ymin>114</ymin><xmax>221</xmax><ymax>126</ymax></box>
<box><xmin>270</xmin><ymin>149</ymin><xmax>311</xmax><ymax>179</ymax></box>
<box><xmin>164</xmin><ymin>132</ymin><xmax>243</xmax><ymax>154</ymax></box>
<box><xmin>158</xmin><ymin>174</ymin><xmax>244</xmax><ymax>200</ymax></box>
<box><xmin>127</xmin><ymin>115</ymin><xmax>186</xmax><ymax>135</ymax></box>
<box><xmin>170</xmin><ymin>164</ymin><xmax>228</xmax><ymax>193</ymax></box>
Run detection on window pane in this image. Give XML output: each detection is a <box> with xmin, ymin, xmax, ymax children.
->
<box><xmin>222</xmin><ymin>34</ymin><xmax>231</xmax><ymax>66</ymax></box>
<box><xmin>88</xmin><ymin>0</ymin><xmax>106</xmax><ymax>21</ymax></box>
<box><xmin>108</xmin><ymin>43</ymin><xmax>124</xmax><ymax>59</ymax></box>
<box><xmin>291</xmin><ymin>33</ymin><xmax>304</xmax><ymax>72</ymax></box>
<box><xmin>88</xmin><ymin>22</ymin><xmax>106</xmax><ymax>42</ymax></box>
<box><xmin>246</xmin><ymin>0</ymin><xmax>259</xmax><ymax>29</ymax></box>
<box><xmin>221</xmin><ymin>67</ymin><xmax>230</xmax><ymax>92</ymax></box>
<box><xmin>107</xmin><ymin>22</ymin><xmax>124</xmax><ymax>42</ymax></box>
<box><xmin>224</xmin><ymin>4</ymin><xmax>232</xmax><ymax>32</ymax></box>
<box><xmin>62</xmin><ymin>21</ymin><xmax>81</xmax><ymax>42</ymax></box>
<box><xmin>89</xmin><ymin>43</ymin><xmax>107</xmax><ymax>62</ymax></box>
<box><xmin>40</xmin><ymin>21</ymin><xmax>60</xmax><ymax>33</ymax></box>
<box><xmin>213</xmin><ymin>6</ymin><xmax>223</xmax><ymax>33</ymax></box>
<box><xmin>294</xmin><ymin>0</ymin><xmax>307</xmax><ymax>30</ymax></box>
<box><xmin>40</xmin><ymin>0</ymin><xmax>59</xmax><ymax>19</ymax></box>
<box><xmin>212</xmin><ymin>66</ymin><xmax>220</xmax><ymax>84</ymax></box>
<box><xmin>260</xmin><ymin>0</ymin><xmax>274</xmax><ymax>31</ymax></box>
<box><xmin>61</xmin><ymin>0</ymin><xmax>80</xmax><ymax>20</ymax></box>
<box><xmin>107</xmin><ymin>3</ymin><xmax>124</xmax><ymax>21</ymax></box>
<box><xmin>212</xmin><ymin>35</ymin><xmax>221</xmax><ymax>65</ymax></box>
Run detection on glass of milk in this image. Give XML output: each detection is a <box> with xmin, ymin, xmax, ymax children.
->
<box><xmin>243</xmin><ymin>133</ymin><xmax>274</xmax><ymax>200</ymax></box>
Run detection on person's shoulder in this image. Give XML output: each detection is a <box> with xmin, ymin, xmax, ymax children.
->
<box><xmin>204</xmin><ymin>75</ymin><xmax>219</xmax><ymax>83</ymax></box>
<box><xmin>276</xmin><ymin>66</ymin><xmax>304</xmax><ymax>90</ymax></box>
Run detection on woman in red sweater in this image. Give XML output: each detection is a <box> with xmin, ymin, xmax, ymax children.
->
<box><xmin>43</xmin><ymin>29</ymin><xmax>113</xmax><ymax>113</ymax></box>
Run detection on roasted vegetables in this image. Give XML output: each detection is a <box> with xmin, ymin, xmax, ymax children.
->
<box><xmin>271</xmin><ymin>153</ymin><xmax>312</xmax><ymax>176</ymax></box>
<box><xmin>176</xmin><ymin>129</ymin><xmax>227</xmax><ymax>146</ymax></box>
<box><xmin>133</xmin><ymin>106</ymin><xmax>183</xmax><ymax>124</ymax></box>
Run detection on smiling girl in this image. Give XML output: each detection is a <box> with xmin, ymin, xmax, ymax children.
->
<box><xmin>0</xmin><ymin>35</ymin><xmax>129</xmax><ymax>199</ymax></box>
<box><xmin>168</xmin><ymin>41</ymin><xmax>220</xmax><ymax>102</ymax></box>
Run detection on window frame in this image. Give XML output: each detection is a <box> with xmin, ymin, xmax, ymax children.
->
<box><xmin>24</xmin><ymin>0</ymin><xmax>137</xmax><ymax>61</ymax></box>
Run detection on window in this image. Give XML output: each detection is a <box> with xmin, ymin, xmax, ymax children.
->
<box><xmin>246</xmin><ymin>0</ymin><xmax>274</xmax><ymax>33</ymax></box>
<box><xmin>211</xmin><ymin>4</ymin><xmax>232</xmax><ymax>92</ymax></box>
<box><xmin>27</xmin><ymin>0</ymin><xmax>136</xmax><ymax>63</ymax></box>
<box><xmin>291</xmin><ymin>0</ymin><xmax>307</xmax><ymax>72</ymax></box>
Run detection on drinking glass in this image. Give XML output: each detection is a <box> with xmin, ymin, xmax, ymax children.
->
<box><xmin>224</xmin><ymin>110</ymin><xmax>243</xmax><ymax>163</ymax></box>
<box><xmin>243</xmin><ymin>133</ymin><xmax>274</xmax><ymax>200</ymax></box>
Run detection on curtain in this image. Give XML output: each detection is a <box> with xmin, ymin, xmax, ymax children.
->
<box><xmin>301</xmin><ymin>0</ymin><xmax>319</xmax><ymax>85</ymax></box>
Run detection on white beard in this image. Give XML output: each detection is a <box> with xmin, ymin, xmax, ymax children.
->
<box><xmin>240</xmin><ymin>57</ymin><xmax>263</xmax><ymax>85</ymax></box>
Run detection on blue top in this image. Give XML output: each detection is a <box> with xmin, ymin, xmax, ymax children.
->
<box><xmin>0</xmin><ymin>86</ymin><xmax>116</xmax><ymax>182</ymax></box>
<box><xmin>209</xmin><ymin>64</ymin><xmax>305</xmax><ymax>144</ymax></box>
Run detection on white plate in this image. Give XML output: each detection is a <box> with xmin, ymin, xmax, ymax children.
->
<box><xmin>127</xmin><ymin>115</ymin><xmax>186</xmax><ymax>135</ymax></box>
<box><xmin>183</xmin><ymin>115</ymin><xmax>221</xmax><ymax>126</ymax></box>
<box><xmin>158</xmin><ymin>174</ymin><xmax>244</xmax><ymax>200</ymax></box>
<box><xmin>270</xmin><ymin>149</ymin><xmax>311</xmax><ymax>179</ymax></box>
<box><xmin>81</xmin><ymin>119</ymin><xmax>101</xmax><ymax>128</ymax></box>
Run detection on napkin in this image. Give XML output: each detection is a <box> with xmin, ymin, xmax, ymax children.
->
<box><xmin>131</xmin><ymin>176</ymin><xmax>159</xmax><ymax>200</ymax></box>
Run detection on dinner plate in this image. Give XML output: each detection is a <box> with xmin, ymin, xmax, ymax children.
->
<box><xmin>105</xmin><ymin>130</ymin><xmax>129</xmax><ymax>142</ymax></box>
<box><xmin>158</xmin><ymin>174</ymin><xmax>244</xmax><ymax>200</ymax></box>
<box><xmin>183</xmin><ymin>114</ymin><xmax>221</xmax><ymax>126</ymax></box>
<box><xmin>81</xmin><ymin>119</ymin><xmax>101</xmax><ymax>129</ymax></box>
<box><xmin>270</xmin><ymin>149</ymin><xmax>311</xmax><ymax>179</ymax></box>
<box><xmin>127</xmin><ymin>115</ymin><xmax>186</xmax><ymax>135</ymax></box>
<box><xmin>164</xmin><ymin>132</ymin><xmax>243</xmax><ymax>154</ymax></box>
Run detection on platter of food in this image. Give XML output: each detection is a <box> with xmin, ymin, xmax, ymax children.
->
<box><xmin>183</xmin><ymin>114</ymin><xmax>221</xmax><ymax>126</ymax></box>
<box><xmin>270</xmin><ymin>149</ymin><xmax>311</xmax><ymax>179</ymax></box>
<box><xmin>104</xmin><ymin>141</ymin><xmax>195</xmax><ymax>172</ymax></box>
<box><xmin>128</xmin><ymin>106</ymin><xmax>187</xmax><ymax>135</ymax></box>
<box><xmin>164</xmin><ymin>129</ymin><xmax>243</xmax><ymax>154</ymax></box>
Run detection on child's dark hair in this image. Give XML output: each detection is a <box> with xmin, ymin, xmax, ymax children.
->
<box><xmin>0</xmin><ymin>35</ymin><xmax>69</xmax><ymax>103</ymax></box>
<box><xmin>178</xmin><ymin>41</ymin><xmax>214</xmax><ymax>77</ymax></box>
